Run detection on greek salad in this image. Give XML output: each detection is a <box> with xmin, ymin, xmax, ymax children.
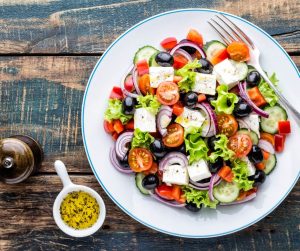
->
<box><xmin>104</xmin><ymin>28</ymin><xmax>291</xmax><ymax>212</ymax></box>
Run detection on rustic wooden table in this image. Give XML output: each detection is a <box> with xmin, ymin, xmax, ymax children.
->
<box><xmin>0</xmin><ymin>0</ymin><xmax>299</xmax><ymax>250</ymax></box>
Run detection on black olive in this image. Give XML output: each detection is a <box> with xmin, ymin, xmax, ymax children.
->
<box><xmin>246</xmin><ymin>71</ymin><xmax>261</xmax><ymax>87</ymax></box>
<box><xmin>206</xmin><ymin>94</ymin><xmax>217</xmax><ymax>103</ymax></box>
<box><xmin>122</xmin><ymin>97</ymin><xmax>136</xmax><ymax>115</ymax></box>
<box><xmin>248</xmin><ymin>170</ymin><xmax>266</xmax><ymax>186</ymax></box>
<box><xmin>185</xmin><ymin>202</ymin><xmax>201</xmax><ymax>212</ymax></box>
<box><xmin>233</xmin><ymin>100</ymin><xmax>252</xmax><ymax>118</ymax></box>
<box><xmin>207</xmin><ymin>136</ymin><xmax>218</xmax><ymax>151</ymax></box>
<box><xmin>176</xmin><ymin>144</ymin><xmax>186</xmax><ymax>154</ymax></box>
<box><xmin>179</xmin><ymin>90</ymin><xmax>186</xmax><ymax>101</ymax></box>
<box><xmin>248</xmin><ymin>145</ymin><xmax>264</xmax><ymax>164</ymax></box>
<box><xmin>225</xmin><ymin>160</ymin><xmax>232</xmax><ymax>167</ymax></box>
<box><xmin>155</xmin><ymin>52</ymin><xmax>174</xmax><ymax>67</ymax></box>
<box><xmin>142</xmin><ymin>174</ymin><xmax>159</xmax><ymax>190</ymax></box>
<box><xmin>150</xmin><ymin>139</ymin><xmax>167</xmax><ymax>158</ymax></box>
<box><xmin>196</xmin><ymin>58</ymin><xmax>213</xmax><ymax>74</ymax></box>
<box><xmin>183</xmin><ymin>91</ymin><xmax>198</xmax><ymax>107</ymax></box>
<box><xmin>208</xmin><ymin>157</ymin><xmax>224</xmax><ymax>173</ymax></box>
<box><xmin>179</xmin><ymin>39</ymin><xmax>197</xmax><ymax>54</ymax></box>
<box><xmin>118</xmin><ymin>154</ymin><xmax>130</xmax><ymax>169</ymax></box>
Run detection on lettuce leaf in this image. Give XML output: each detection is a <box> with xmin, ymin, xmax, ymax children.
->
<box><xmin>175</xmin><ymin>59</ymin><xmax>201</xmax><ymax>92</ymax></box>
<box><xmin>185</xmin><ymin>132</ymin><xmax>208</xmax><ymax>164</ymax></box>
<box><xmin>208</xmin><ymin>134</ymin><xmax>235</xmax><ymax>163</ymax></box>
<box><xmin>258</xmin><ymin>72</ymin><xmax>279</xmax><ymax>107</ymax></box>
<box><xmin>131</xmin><ymin>128</ymin><xmax>155</xmax><ymax>149</ymax></box>
<box><xmin>231</xmin><ymin>158</ymin><xmax>254</xmax><ymax>191</ymax></box>
<box><xmin>182</xmin><ymin>186</ymin><xmax>218</xmax><ymax>209</ymax></box>
<box><xmin>211</xmin><ymin>85</ymin><xmax>239</xmax><ymax>114</ymax></box>
<box><xmin>136</xmin><ymin>95</ymin><xmax>161</xmax><ymax>114</ymax></box>
<box><xmin>104</xmin><ymin>99</ymin><xmax>133</xmax><ymax>124</ymax></box>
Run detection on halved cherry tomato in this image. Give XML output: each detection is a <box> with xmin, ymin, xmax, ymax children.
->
<box><xmin>128</xmin><ymin>148</ymin><xmax>153</xmax><ymax>172</ymax></box>
<box><xmin>210</xmin><ymin>48</ymin><xmax>228</xmax><ymax>65</ymax></box>
<box><xmin>172</xmin><ymin>101</ymin><xmax>184</xmax><ymax>116</ymax></box>
<box><xmin>278</xmin><ymin>120</ymin><xmax>291</xmax><ymax>134</ymax></box>
<box><xmin>124</xmin><ymin>75</ymin><xmax>134</xmax><ymax>92</ymax></box>
<box><xmin>112</xmin><ymin>132</ymin><xmax>119</xmax><ymax>141</ymax></box>
<box><xmin>247</xmin><ymin>87</ymin><xmax>267</xmax><ymax>107</ymax></box>
<box><xmin>138</xmin><ymin>74</ymin><xmax>155</xmax><ymax>95</ymax></box>
<box><xmin>217</xmin><ymin>114</ymin><xmax>238</xmax><ymax>137</ymax></box>
<box><xmin>227</xmin><ymin>41</ymin><xmax>250</xmax><ymax>62</ymax></box>
<box><xmin>162</xmin><ymin>123</ymin><xmax>184</xmax><ymax>148</ymax></box>
<box><xmin>197</xmin><ymin>94</ymin><xmax>206</xmax><ymax>103</ymax></box>
<box><xmin>136</xmin><ymin>59</ymin><xmax>149</xmax><ymax>76</ymax></box>
<box><xmin>218</xmin><ymin>166</ymin><xmax>234</xmax><ymax>182</ymax></box>
<box><xmin>125</xmin><ymin>119</ymin><xmax>134</xmax><ymax>130</ymax></box>
<box><xmin>160</xmin><ymin>37</ymin><xmax>177</xmax><ymax>50</ymax></box>
<box><xmin>237</xmin><ymin>188</ymin><xmax>257</xmax><ymax>201</ymax></box>
<box><xmin>260</xmin><ymin>132</ymin><xmax>275</xmax><ymax>146</ymax></box>
<box><xmin>173</xmin><ymin>75</ymin><xmax>183</xmax><ymax>83</ymax></box>
<box><xmin>103</xmin><ymin>120</ymin><xmax>114</xmax><ymax>134</ymax></box>
<box><xmin>274</xmin><ymin>134</ymin><xmax>285</xmax><ymax>152</ymax></box>
<box><xmin>228</xmin><ymin>134</ymin><xmax>253</xmax><ymax>158</ymax></box>
<box><xmin>109</xmin><ymin>86</ymin><xmax>123</xmax><ymax>100</ymax></box>
<box><xmin>173</xmin><ymin>54</ymin><xmax>188</xmax><ymax>69</ymax></box>
<box><xmin>113</xmin><ymin>119</ymin><xmax>124</xmax><ymax>134</ymax></box>
<box><xmin>156</xmin><ymin>82</ymin><xmax>180</xmax><ymax>106</ymax></box>
<box><xmin>143</xmin><ymin>162</ymin><xmax>158</xmax><ymax>175</ymax></box>
<box><xmin>186</xmin><ymin>29</ymin><xmax>203</xmax><ymax>47</ymax></box>
<box><xmin>156</xmin><ymin>184</ymin><xmax>174</xmax><ymax>200</ymax></box>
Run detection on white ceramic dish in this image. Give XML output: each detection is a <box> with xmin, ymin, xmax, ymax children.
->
<box><xmin>53</xmin><ymin>160</ymin><xmax>106</xmax><ymax>237</ymax></box>
<box><xmin>81</xmin><ymin>9</ymin><xmax>300</xmax><ymax>238</ymax></box>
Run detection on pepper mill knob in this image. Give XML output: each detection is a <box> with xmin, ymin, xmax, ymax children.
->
<box><xmin>0</xmin><ymin>135</ymin><xmax>43</xmax><ymax>184</ymax></box>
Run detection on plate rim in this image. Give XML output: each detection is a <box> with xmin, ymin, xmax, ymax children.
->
<box><xmin>81</xmin><ymin>8</ymin><xmax>300</xmax><ymax>238</ymax></box>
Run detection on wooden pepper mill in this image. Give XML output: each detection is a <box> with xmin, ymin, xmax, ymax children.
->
<box><xmin>0</xmin><ymin>135</ymin><xmax>43</xmax><ymax>184</ymax></box>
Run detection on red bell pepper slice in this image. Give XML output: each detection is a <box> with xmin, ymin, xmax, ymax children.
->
<box><xmin>278</xmin><ymin>120</ymin><xmax>291</xmax><ymax>134</ymax></box>
<box><xmin>109</xmin><ymin>86</ymin><xmax>123</xmax><ymax>100</ymax></box>
<box><xmin>136</xmin><ymin>59</ymin><xmax>149</xmax><ymax>76</ymax></box>
<box><xmin>160</xmin><ymin>37</ymin><xmax>177</xmax><ymax>50</ymax></box>
<box><xmin>274</xmin><ymin>134</ymin><xmax>285</xmax><ymax>152</ymax></box>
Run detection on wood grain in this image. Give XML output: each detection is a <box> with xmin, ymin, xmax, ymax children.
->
<box><xmin>0</xmin><ymin>0</ymin><xmax>299</xmax><ymax>54</ymax></box>
<box><xmin>0</xmin><ymin>175</ymin><xmax>299</xmax><ymax>250</ymax></box>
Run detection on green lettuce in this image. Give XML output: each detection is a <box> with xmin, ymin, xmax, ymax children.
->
<box><xmin>183</xmin><ymin>186</ymin><xmax>218</xmax><ymax>209</ymax></box>
<box><xmin>185</xmin><ymin>132</ymin><xmax>208</xmax><ymax>164</ymax></box>
<box><xmin>136</xmin><ymin>95</ymin><xmax>161</xmax><ymax>114</ymax></box>
<box><xmin>208</xmin><ymin>134</ymin><xmax>235</xmax><ymax>163</ymax></box>
<box><xmin>258</xmin><ymin>72</ymin><xmax>279</xmax><ymax>107</ymax></box>
<box><xmin>104</xmin><ymin>99</ymin><xmax>133</xmax><ymax>124</ymax></box>
<box><xmin>211</xmin><ymin>85</ymin><xmax>239</xmax><ymax>114</ymax></box>
<box><xmin>131</xmin><ymin>128</ymin><xmax>154</xmax><ymax>149</ymax></box>
<box><xmin>231</xmin><ymin>158</ymin><xmax>254</xmax><ymax>191</ymax></box>
<box><xmin>175</xmin><ymin>59</ymin><xmax>201</xmax><ymax>92</ymax></box>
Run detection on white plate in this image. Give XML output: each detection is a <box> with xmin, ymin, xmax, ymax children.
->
<box><xmin>82</xmin><ymin>9</ymin><xmax>300</xmax><ymax>238</ymax></box>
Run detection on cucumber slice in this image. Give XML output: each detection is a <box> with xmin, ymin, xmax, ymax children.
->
<box><xmin>133</xmin><ymin>46</ymin><xmax>159</xmax><ymax>64</ymax></box>
<box><xmin>149</xmin><ymin>52</ymin><xmax>159</xmax><ymax>66</ymax></box>
<box><xmin>263</xmin><ymin>154</ymin><xmax>277</xmax><ymax>175</ymax></box>
<box><xmin>204</xmin><ymin>40</ymin><xmax>226</xmax><ymax>62</ymax></box>
<box><xmin>229</xmin><ymin>60</ymin><xmax>248</xmax><ymax>80</ymax></box>
<box><xmin>237</xmin><ymin>129</ymin><xmax>259</xmax><ymax>145</ymax></box>
<box><xmin>135</xmin><ymin>173</ymin><xmax>150</xmax><ymax>195</ymax></box>
<box><xmin>260</xmin><ymin>105</ymin><xmax>288</xmax><ymax>134</ymax></box>
<box><xmin>213</xmin><ymin>181</ymin><xmax>240</xmax><ymax>203</ymax></box>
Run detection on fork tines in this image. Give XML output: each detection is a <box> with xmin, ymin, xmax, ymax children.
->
<box><xmin>208</xmin><ymin>14</ymin><xmax>255</xmax><ymax>49</ymax></box>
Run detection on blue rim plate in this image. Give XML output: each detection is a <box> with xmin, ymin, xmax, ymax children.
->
<box><xmin>82</xmin><ymin>9</ymin><xmax>300</xmax><ymax>238</ymax></box>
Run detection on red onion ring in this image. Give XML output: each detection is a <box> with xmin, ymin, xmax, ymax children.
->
<box><xmin>121</xmin><ymin>65</ymin><xmax>140</xmax><ymax>98</ymax></box>
<box><xmin>189</xmin><ymin>175</ymin><xmax>221</xmax><ymax>190</ymax></box>
<box><xmin>158</xmin><ymin>152</ymin><xmax>188</xmax><ymax>171</ymax></box>
<box><xmin>115</xmin><ymin>131</ymin><xmax>134</xmax><ymax>160</ymax></box>
<box><xmin>157</xmin><ymin>106</ymin><xmax>172</xmax><ymax>137</ymax></box>
<box><xmin>109</xmin><ymin>147</ymin><xmax>133</xmax><ymax>174</ymax></box>
<box><xmin>200</xmin><ymin>102</ymin><xmax>218</xmax><ymax>137</ymax></box>
<box><xmin>208</xmin><ymin>174</ymin><xmax>220</xmax><ymax>201</ymax></box>
<box><xmin>170</xmin><ymin>48</ymin><xmax>193</xmax><ymax>62</ymax></box>
<box><xmin>258</xmin><ymin>139</ymin><xmax>275</xmax><ymax>154</ymax></box>
<box><xmin>132</xmin><ymin>65</ymin><xmax>142</xmax><ymax>96</ymax></box>
<box><xmin>195</xmin><ymin>103</ymin><xmax>211</xmax><ymax>137</ymax></box>
<box><xmin>238</xmin><ymin>82</ymin><xmax>269</xmax><ymax>118</ymax></box>
<box><xmin>220</xmin><ymin>192</ymin><xmax>257</xmax><ymax>206</ymax></box>
<box><xmin>170</xmin><ymin>41</ymin><xmax>206</xmax><ymax>58</ymax></box>
<box><xmin>149</xmin><ymin>190</ymin><xmax>186</xmax><ymax>208</ymax></box>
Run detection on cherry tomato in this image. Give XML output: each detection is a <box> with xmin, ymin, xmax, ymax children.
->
<box><xmin>128</xmin><ymin>148</ymin><xmax>153</xmax><ymax>172</ymax></box>
<box><xmin>217</xmin><ymin>114</ymin><xmax>238</xmax><ymax>137</ymax></box>
<box><xmin>173</xmin><ymin>54</ymin><xmax>188</xmax><ymax>69</ymax></box>
<box><xmin>156</xmin><ymin>82</ymin><xmax>180</xmax><ymax>106</ymax></box>
<box><xmin>109</xmin><ymin>86</ymin><xmax>123</xmax><ymax>100</ymax></box>
<box><xmin>160</xmin><ymin>37</ymin><xmax>177</xmax><ymax>50</ymax></box>
<box><xmin>186</xmin><ymin>29</ymin><xmax>204</xmax><ymax>47</ymax></box>
<box><xmin>138</xmin><ymin>74</ymin><xmax>155</xmax><ymax>95</ymax></box>
<box><xmin>228</xmin><ymin>134</ymin><xmax>253</xmax><ymax>158</ymax></box>
<box><xmin>162</xmin><ymin>123</ymin><xmax>184</xmax><ymax>148</ymax></box>
<box><xmin>172</xmin><ymin>102</ymin><xmax>184</xmax><ymax>116</ymax></box>
<box><xmin>143</xmin><ymin>162</ymin><xmax>158</xmax><ymax>175</ymax></box>
<box><xmin>210</xmin><ymin>48</ymin><xmax>228</xmax><ymax>65</ymax></box>
<box><xmin>227</xmin><ymin>41</ymin><xmax>250</xmax><ymax>62</ymax></box>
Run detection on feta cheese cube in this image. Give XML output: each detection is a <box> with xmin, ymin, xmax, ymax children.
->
<box><xmin>241</xmin><ymin>157</ymin><xmax>256</xmax><ymax>176</ymax></box>
<box><xmin>187</xmin><ymin>159</ymin><xmax>212</xmax><ymax>182</ymax></box>
<box><xmin>134</xmin><ymin>108</ymin><xmax>156</xmax><ymax>132</ymax></box>
<box><xmin>213</xmin><ymin>59</ymin><xmax>240</xmax><ymax>89</ymax></box>
<box><xmin>238</xmin><ymin>113</ymin><xmax>260</xmax><ymax>137</ymax></box>
<box><xmin>163</xmin><ymin>164</ymin><xmax>189</xmax><ymax>185</ymax></box>
<box><xmin>149</xmin><ymin>67</ymin><xmax>174</xmax><ymax>88</ymax></box>
<box><xmin>175</xmin><ymin>107</ymin><xmax>205</xmax><ymax>129</ymax></box>
<box><xmin>192</xmin><ymin>73</ymin><xmax>217</xmax><ymax>95</ymax></box>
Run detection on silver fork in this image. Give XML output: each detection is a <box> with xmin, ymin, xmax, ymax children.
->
<box><xmin>208</xmin><ymin>14</ymin><xmax>300</xmax><ymax>124</ymax></box>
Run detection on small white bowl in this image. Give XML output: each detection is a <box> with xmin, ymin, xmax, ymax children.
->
<box><xmin>53</xmin><ymin>160</ymin><xmax>106</xmax><ymax>237</ymax></box>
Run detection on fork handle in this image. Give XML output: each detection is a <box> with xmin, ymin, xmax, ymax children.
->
<box><xmin>255</xmin><ymin>65</ymin><xmax>300</xmax><ymax>125</ymax></box>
